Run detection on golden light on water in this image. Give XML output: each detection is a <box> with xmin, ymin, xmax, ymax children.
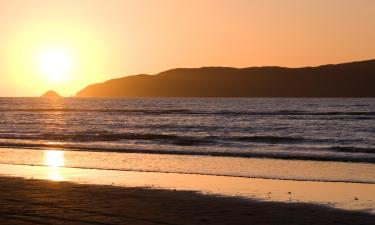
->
<box><xmin>47</xmin><ymin>170</ymin><xmax>64</xmax><ymax>181</ymax></box>
<box><xmin>44</xmin><ymin>150</ymin><xmax>65</xmax><ymax>181</ymax></box>
<box><xmin>44</xmin><ymin>150</ymin><xmax>65</xmax><ymax>167</ymax></box>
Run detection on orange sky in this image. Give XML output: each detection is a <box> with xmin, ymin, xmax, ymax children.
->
<box><xmin>1</xmin><ymin>0</ymin><xmax>375</xmax><ymax>96</ymax></box>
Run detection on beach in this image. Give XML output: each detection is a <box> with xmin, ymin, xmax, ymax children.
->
<box><xmin>0</xmin><ymin>176</ymin><xmax>374</xmax><ymax>225</ymax></box>
<box><xmin>1</xmin><ymin>0</ymin><xmax>375</xmax><ymax>223</ymax></box>
<box><xmin>1</xmin><ymin>159</ymin><xmax>375</xmax><ymax>225</ymax></box>
<box><xmin>0</xmin><ymin>98</ymin><xmax>374</xmax><ymax>224</ymax></box>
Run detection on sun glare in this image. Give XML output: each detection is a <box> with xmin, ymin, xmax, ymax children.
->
<box><xmin>43</xmin><ymin>150</ymin><xmax>65</xmax><ymax>181</ymax></box>
<box><xmin>44</xmin><ymin>150</ymin><xmax>65</xmax><ymax>168</ymax></box>
<box><xmin>39</xmin><ymin>47</ymin><xmax>73</xmax><ymax>83</ymax></box>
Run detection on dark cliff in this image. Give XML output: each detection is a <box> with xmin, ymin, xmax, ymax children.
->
<box><xmin>77</xmin><ymin>59</ymin><xmax>375</xmax><ymax>98</ymax></box>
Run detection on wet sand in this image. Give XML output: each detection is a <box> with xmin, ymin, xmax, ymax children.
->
<box><xmin>0</xmin><ymin>176</ymin><xmax>374</xmax><ymax>225</ymax></box>
<box><xmin>1</xmin><ymin>161</ymin><xmax>375</xmax><ymax>213</ymax></box>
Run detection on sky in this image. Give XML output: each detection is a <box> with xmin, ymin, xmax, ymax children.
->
<box><xmin>0</xmin><ymin>0</ymin><xmax>375</xmax><ymax>96</ymax></box>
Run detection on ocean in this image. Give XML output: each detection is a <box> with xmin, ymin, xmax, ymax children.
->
<box><xmin>0</xmin><ymin>97</ymin><xmax>374</xmax><ymax>183</ymax></box>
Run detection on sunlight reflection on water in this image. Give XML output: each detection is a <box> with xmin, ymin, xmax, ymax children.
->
<box><xmin>44</xmin><ymin>150</ymin><xmax>65</xmax><ymax>181</ymax></box>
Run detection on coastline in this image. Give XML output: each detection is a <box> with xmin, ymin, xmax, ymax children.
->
<box><xmin>1</xmin><ymin>161</ymin><xmax>375</xmax><ymax>214</ymax></box>
<box><xmin>1</xmin><ymin>147</ymin><xmax>375</xmax><ymax>224</ymax></box>
<box><xmin>0</xmin><ymin>176</ymin><xmax>374</xmax><ymax>225</ymax></box>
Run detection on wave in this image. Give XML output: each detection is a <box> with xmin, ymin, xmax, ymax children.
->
<box><xmin>0</xmin><ymin>132</ymin><xmax>327</xmax><ymax>146</ymax></box>
<box><xmin>329</xmin><ymin>146</ymin><xmax>375</xmax><ymax>154</ymax></box>
<box><xmin>0</xmin><ymin>108</ymin><xmax>374</xmax><ymax>117</ymax></box>
<box><xmin>0</xmin><ymin>132</ymin><xmax>212</xmax><ymax>146</ymax></box>
<box><xmin>0</xmin><ymin>108</ymin><xmax>193</xmax><ymax>114</ymax></box>
<box><xmin>0</xmin><ymin>142</ymin><xmax>375</xmax><ymax>164</ymax></box>
<box><xmin>229</xmin><ymin>136</ymin><xmax>307</xmax><ymax>143</ymax></box>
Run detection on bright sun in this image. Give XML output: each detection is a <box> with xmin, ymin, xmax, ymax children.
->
<box><xmin>39</xmin><ymin>47</ymin><xmax>73</xmax><ymax>83</ymax></box>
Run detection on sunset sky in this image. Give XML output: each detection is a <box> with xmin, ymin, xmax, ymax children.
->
<box><xmin>1</xmin><ymin>0</ymin><xmax>374</xmax><ymax>96</ymax></box>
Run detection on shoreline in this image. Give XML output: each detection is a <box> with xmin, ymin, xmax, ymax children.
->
<box><xmin>0</xmin><ymin>176</ymin><xmax>374</xmax><ymax>225</ymax></box>
<box><xmin>1</xmin><ymin>148</ymin><xmax>375</xmax><ymax>184</ymax></box>
<box><xmin>1</xmin><ymin>147</ymin><xmax>375</xmax><ymax>215</ymax></box>
<box><xmin>2</xmin><ymin>161</ymin><xmax>375</xmax><ymax>185</ymax></box>
<box><xmin>1</xmin><ymin>162</ymin><xmax>375</xmax><ymax>215</ymax></box>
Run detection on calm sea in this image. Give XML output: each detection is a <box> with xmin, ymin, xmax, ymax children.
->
<box><xmin>0</xmin><ymin>97</ymin><xmax>374</xmax><ymax>164</ymax></box>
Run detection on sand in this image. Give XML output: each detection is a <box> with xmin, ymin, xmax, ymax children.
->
<box><xmin>0</xmin><ymin>176</ymin><xmax>374</xmax><ymax>225</ymax></box>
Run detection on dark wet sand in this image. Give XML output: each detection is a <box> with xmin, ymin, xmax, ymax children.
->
<box><xmin>0</xmin><ymin>176</ymin><xmax>373</xmax><ymax>225</ymax></box>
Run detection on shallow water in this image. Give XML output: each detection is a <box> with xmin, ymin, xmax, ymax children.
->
<box><xmin>1</xmin><ymin>148</ymin><xmax>375</xmax><ymax>184</ymax></box>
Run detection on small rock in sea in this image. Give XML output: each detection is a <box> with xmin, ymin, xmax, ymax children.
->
<box><xmin>354</xmin><ymin>197</ymin><xmax>359</xmax><ymax>201</ymax></box>
<box><xmin>288</xmin><ymin>192</ymin><xmax>292</xmax><ymax>194</ymax></box>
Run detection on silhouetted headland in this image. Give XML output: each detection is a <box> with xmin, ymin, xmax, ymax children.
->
<box><xmin>77</xmin><ymin>59</ymin><xmax>375</xmax><ymax>97</ymax></box>
<box><xmin>41</xmin><ymin>90</ymin><xmax>61</xmax><ymax>98</ymax></box>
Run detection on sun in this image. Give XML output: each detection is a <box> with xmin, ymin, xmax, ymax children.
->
<box><xmin>39</xmin><ymin>47</ymin><xmax>73</xmax><ymax>83</ymax></box>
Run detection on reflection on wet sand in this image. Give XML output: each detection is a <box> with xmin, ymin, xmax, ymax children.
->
<box><xmin>43</xmin><ymin>150</ymin><xmax>65</xmax><ymax>181</ymax></box>
<box><xmin>0</xmin><ymin>162</ymin><xmax>374</xmax><ymax>214</ymax></box>
<box><xmin>0</xmin><ymin>148</ymin><xmax>374</xmax><ymax>213</ymax></box>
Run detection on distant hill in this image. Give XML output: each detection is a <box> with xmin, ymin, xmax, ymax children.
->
<box><xmin>41</xmin><ymin>90</ymin><xmax>61</xmax><ymax>98</ymax></box>
<box><xmin>76</xmin><ymin>59</ymin><xmax>375</xmax><ymax>97</ymax></box>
